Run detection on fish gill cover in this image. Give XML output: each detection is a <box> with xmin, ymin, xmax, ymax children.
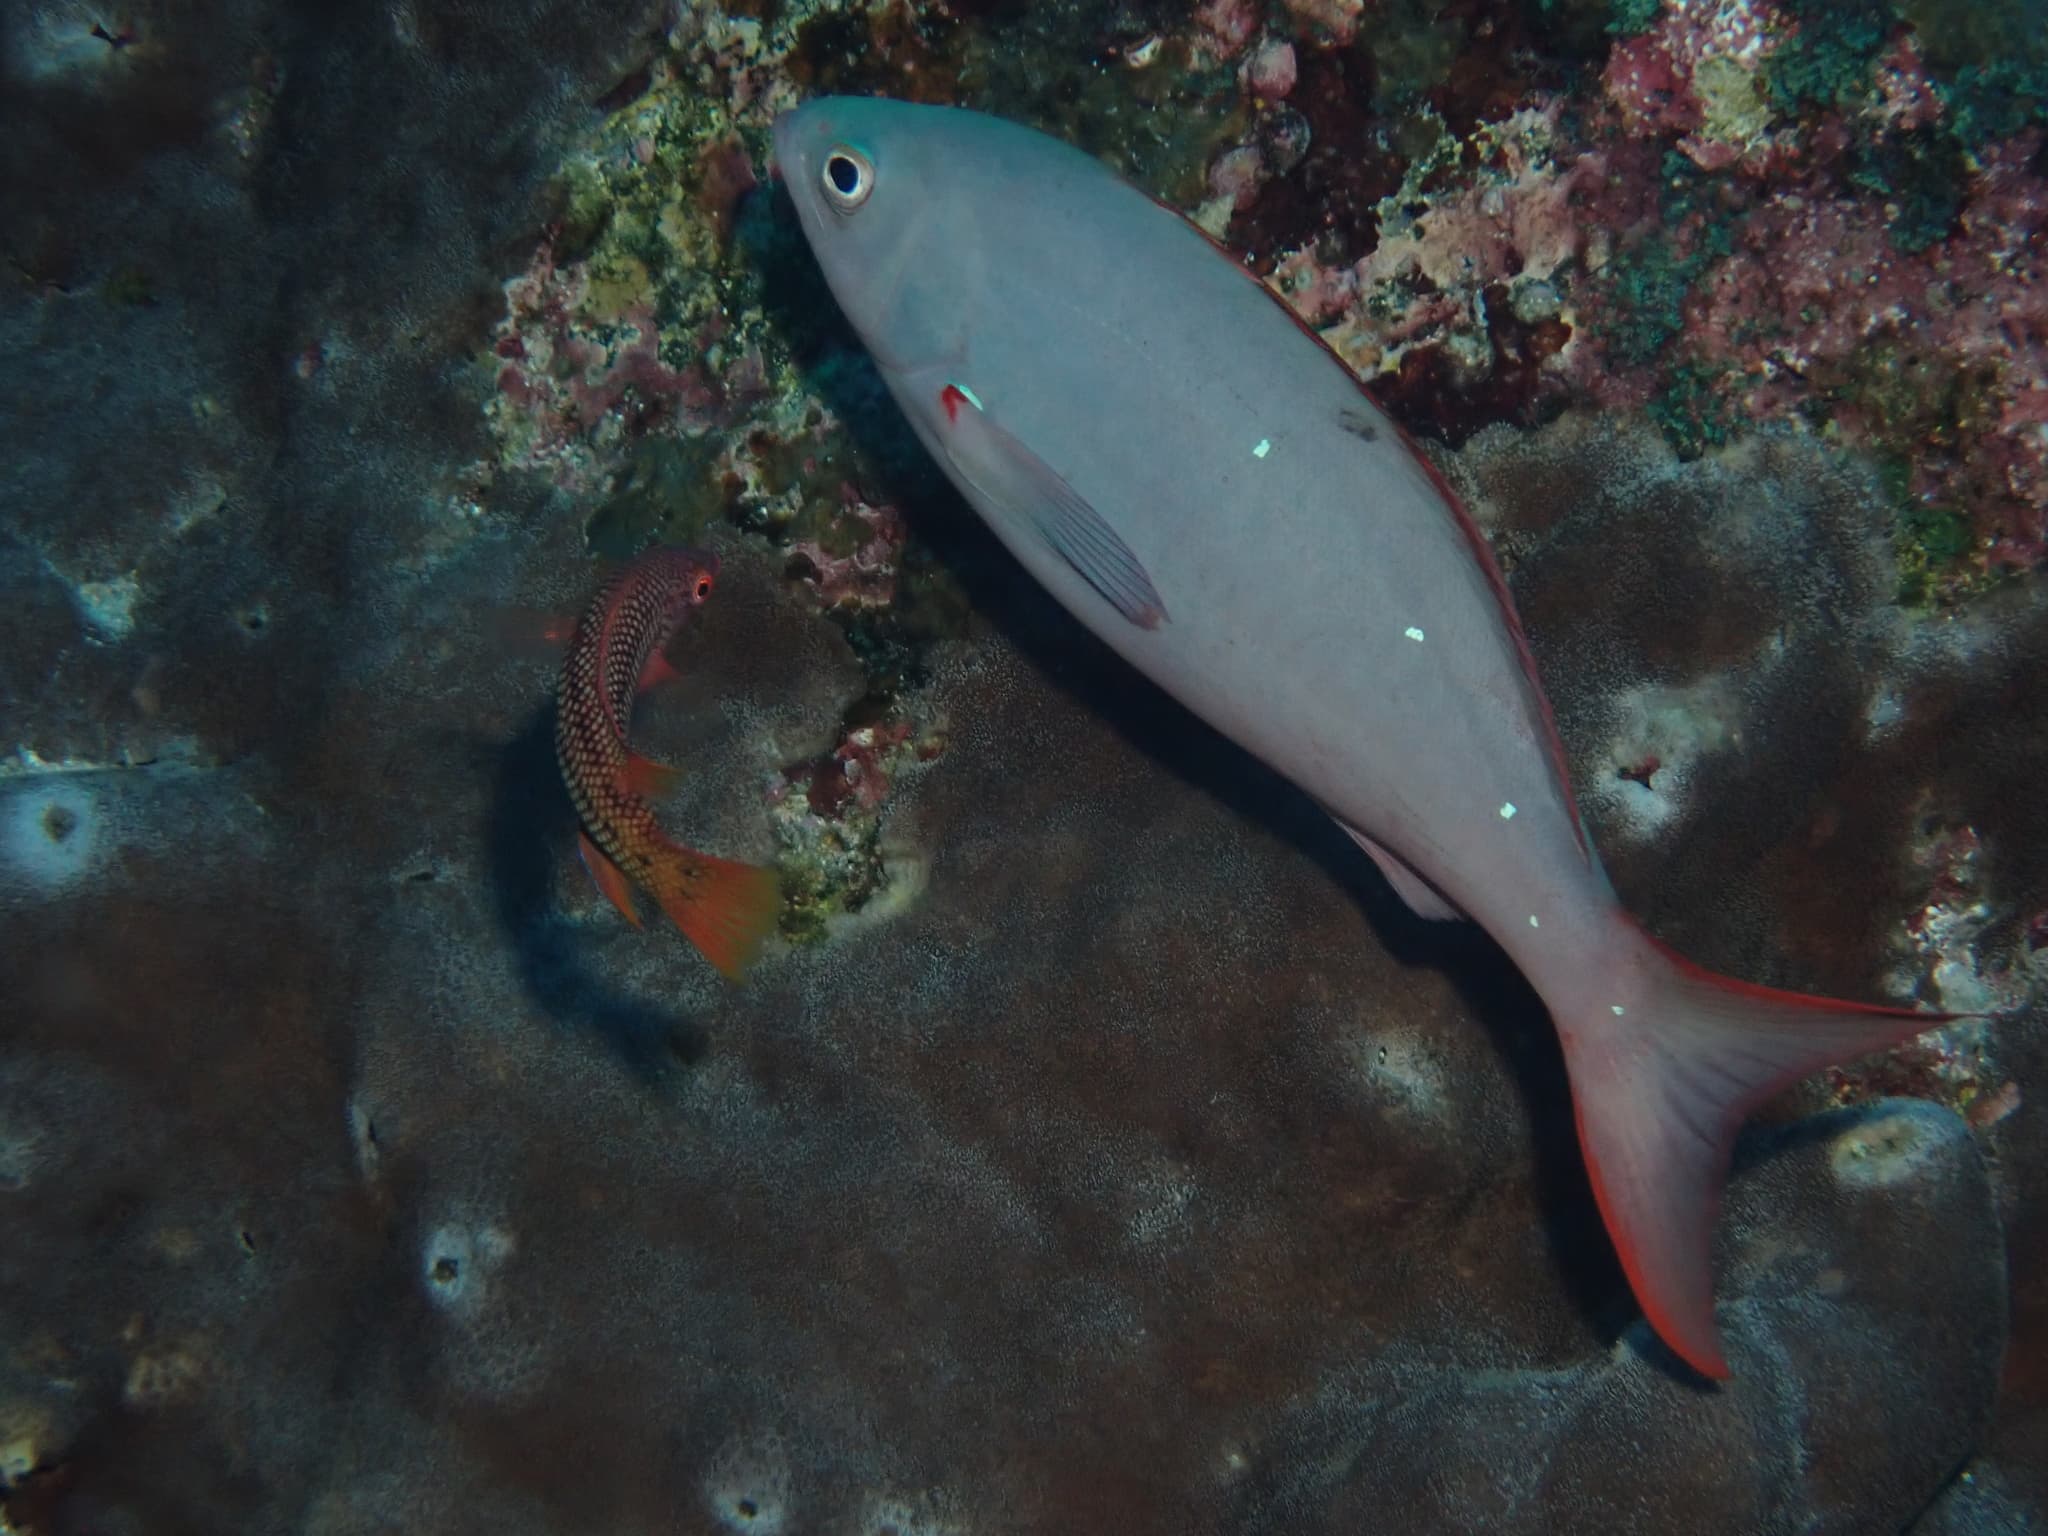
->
<box><xmin>0</xmin><ymin>0</ymin><xmax>2041</xmax><ymax>1531</ymax></box>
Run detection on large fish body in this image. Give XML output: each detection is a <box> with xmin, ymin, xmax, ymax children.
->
<box><xmin>775</xmin><ymin>98</ymin><xmax>1947</xmax><ymax>1378</ymax></box>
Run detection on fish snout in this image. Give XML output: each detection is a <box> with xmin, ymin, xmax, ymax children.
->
<box><xmin>768</xmin><ymin>112</ymin><xmax>792</xmax><ymax>182</ymax></box>
<box><xmin>768</xmin><ymin>110</ymin><xmax>809</xmax><ymax>187</ymax></box>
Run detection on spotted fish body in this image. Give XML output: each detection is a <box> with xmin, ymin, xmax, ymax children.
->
<box><xmin>775</xmin><ymin>98</ymin><xmax>1959</xmax><ymax>1378</ymax></box>
<box><xmin>555</xmin><ymin>547</ymin><xmax>779</xmax><ymax>979</ymax></box>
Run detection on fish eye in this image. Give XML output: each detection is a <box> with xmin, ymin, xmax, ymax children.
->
<box><xmin>694</xmin><ymin>575</ymin><xmax>713</xmax><ymax>600</ymax></box>
<box><xmin>821</xmin><ymin>145</ymin><xmax>874</xmax><ymax>212</ymax></box>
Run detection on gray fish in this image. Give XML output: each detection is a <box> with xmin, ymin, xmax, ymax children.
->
<box><xmin>775</xmin><ymin>97</ymin><xmax>1954</xmax><ymax>1379</ymax></box>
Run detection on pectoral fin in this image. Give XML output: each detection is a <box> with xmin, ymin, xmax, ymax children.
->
<box><xmin>938</xmin><ymin>383</ymin><xmax>1168</xmax><ymax>630</ymax></box>
<box><xmin>637</xmin><ymin>650</ymin><xmax>681</xmax><ymax>692</ymax></box>
<box><xmin>617</xmin><ymin>753</ymin><xmax>680</xmax><ymax>799</ymax></box>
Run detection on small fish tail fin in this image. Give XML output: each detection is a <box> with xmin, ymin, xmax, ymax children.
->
<box><xmin>646</xmin><ymin>842</ymin><xmax>781</xmax><ymax>980</ymax></box>
<box><xmin>1557</xmin><ymin>922</ymin><xmax>1955</xmax><ymax>1380</ymax></box>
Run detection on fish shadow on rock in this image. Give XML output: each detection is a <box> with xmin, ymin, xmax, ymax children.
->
<box><xmin>485</xmin><ymin>703</ymin><xmax>708</xmax><ymax>1082</ymax></box>
<box><xmin>753</xmin><ymin>189</ymin><xmax>1632</xmax><ymax>1350</ymax></box>
<box><xmin>932</xmin><ymin>498</ymin><xmax>1634</xmax><ymax>1351</ymax></box>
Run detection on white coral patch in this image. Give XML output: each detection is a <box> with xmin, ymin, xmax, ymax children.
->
<box><xmin>1587</xmin><ymin>674</ymin><xmax>1744</xmax><ymax>842</ymax></box>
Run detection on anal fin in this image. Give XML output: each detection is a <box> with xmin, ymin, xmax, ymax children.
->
<box><xmin>1332</xmin><ymin>817</ymin><xmax>1465</xmax><ymax>921</ymax></box>
<box><xmin>577</xmin><ymin>829</ymin><xmax>643</xmax><ymax>929</ymax></box>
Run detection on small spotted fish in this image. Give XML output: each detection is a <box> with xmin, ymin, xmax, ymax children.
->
<box><xmin>554</xmin><ymin>547</ymin><xmax>779</xmax><ymax>979</ymax></box>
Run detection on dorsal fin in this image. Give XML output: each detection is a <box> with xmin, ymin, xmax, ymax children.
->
<box><xmin>1142</xmin><ymin>190</ymin><xmax>1591</xmax><ymax>858</ymax></box>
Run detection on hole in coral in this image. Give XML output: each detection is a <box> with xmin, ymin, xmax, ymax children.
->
<box><xmin>735</xmin><ymin>1500</ymin><xmax>759</xmax><ymax>1521</ymax></box>
<box><xmin>432</xmin><ymin>1256</ymin><xmax>460</xmax><ymax>1284</ymax></box>
<box><xmin>41</xmin><ymin>805</ymin><xmax>78</xmax><ymax>843</ymax></box>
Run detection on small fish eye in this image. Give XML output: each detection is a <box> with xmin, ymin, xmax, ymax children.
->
<box><xmin>822</xmin><ymin>145</ymin><xmax>874</xmax><ymax>211</ymax></box>
<box><xmin>694</xmin><ymin>575</ymin><xmax>713</xmax><ymax>599</ymax></box>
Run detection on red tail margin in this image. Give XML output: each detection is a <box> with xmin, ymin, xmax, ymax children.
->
<box><xmin>1559</xmin><ymin>919</ymin><xmax>1964</xmax><ymax>1378</ymax></box>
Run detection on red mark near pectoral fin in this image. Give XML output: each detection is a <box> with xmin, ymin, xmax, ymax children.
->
<box><xmin>941</xmin><ymin>383</ymin><xmax>968</xmax><ymax>424</ymax></box>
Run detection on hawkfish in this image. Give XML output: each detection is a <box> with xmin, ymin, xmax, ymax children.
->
<box><xmin>774</xmin><ymin>97</ymin><xmax>1961</xmax><ymax>1379</ymax></box>
<box><xmin>555</xmin><ymin>546</ymin><xmax>780</xmax><ymax>979</ymax></box>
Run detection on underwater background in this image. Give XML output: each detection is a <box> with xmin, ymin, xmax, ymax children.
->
<box><xmin>0</xmin><ymin>0</ymin><xmax>2043</xmax><ymax>1530</ymax></box>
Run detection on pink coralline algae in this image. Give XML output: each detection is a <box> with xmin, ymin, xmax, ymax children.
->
<box><xmin>1192</xmin><ymin>0</ymin><xmax>1258</xmax><ymax>61</ymax></box>
<box><xmin>799</xmin><ymin>717</ymin><xmax>916</xmax><ymax>821</ymax></box>
<box><xmin>1872</xmin><ymin>35</ymin><xmax>1943</xmax><ymax>133</ymax></box>
<box><xmin>1282</xmin><ymin>0</ymin><xmax>1368</xmax><ymax>49</ymax></box>
<box><xmin>1280</xmin><ymin>103</ymin><xmax>1600</xmax><ymax>390</ymax></box>
<box><xmin>1241</xmin><ymin>38</ymin><xmax>1298</xmax><ymax>100</ymax></box>
<box><xmin>788</xmin><ymin>486</ymin><xmax>907</xmax><ymax>610</ymax></box>
<box><xmin>1208</xmin><ymin>144</ymin><xmax>1266</xmax><ymax>213</ymax></box>
<box><xmin>1822</xmin><ymin>818</ymin><xmax>2022</xmax><ymax>1125</ymax></box>
<box><xmin>1357</xmin><ymin>107</ymin><xmax>1601</xmax><ymax>299</ymax></box>
<box><xmin>487</xmin><ymin>236</ymin><xmax>716</xmax><ymax>493</ymax></box>
<box><xmin>1603</xmin><ymin>0</ymin><xmax>1788</xmax><ymax>172</ymax></box>
<box><xmin>1675</xmin><ymin>131</ymin><xmax>2048</xmax><ymax>567</ymax></box>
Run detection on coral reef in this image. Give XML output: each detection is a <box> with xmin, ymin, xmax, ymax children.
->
<box><xmin>1</xmin><ymin>0</ymin><xmax>2043</xmax><ymax>1530</ymax></box>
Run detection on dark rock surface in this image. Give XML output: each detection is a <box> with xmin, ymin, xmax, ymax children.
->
<box><xmin>0</xmin><ymin>535</ymin><xmax>2024</xmax><ymax>1530</ymax></box>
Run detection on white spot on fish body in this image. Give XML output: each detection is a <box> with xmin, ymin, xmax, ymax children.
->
<box><xmin>1612</xmin><ymin>1005</ymin><xmax>1626</xmax><ymax>1016</ymax></box>
<box><xmin>1498</xmin><ymin>802</ymin><xmax>1517</xmax><ymax>820</ymax></box>
<box><xmin>1528</xmin><ymin>914</ymin><xmax>1540</xmax><ymax>928</ymax></box>
<box><xmin>1404</xmin><ymin>626</ymin><xmax>1425</xmax><ymax>642</ymax></box>
<box><xmin>1252</xmin><ymin>438</ymin><xmax>1271</xmax><ymax>459</ymax></box>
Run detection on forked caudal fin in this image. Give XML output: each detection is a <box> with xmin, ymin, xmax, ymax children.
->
<box><xmin>1558</xmin><ymin>922</ymin><xmax>1958</xmax><ymax>1379</ymax></box>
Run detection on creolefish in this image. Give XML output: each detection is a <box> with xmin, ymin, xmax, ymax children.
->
<box><xmin>555</xmin><ymin>546</ymin><xmax>779</xmax><ymax>979</ymax></box>
<box><xmin>774</xmin><ymin>97</ymin><xmax>1963</xmax><ymax>1378</ymax></box>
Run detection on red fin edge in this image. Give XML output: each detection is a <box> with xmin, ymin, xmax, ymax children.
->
<box><xmin>1141</xmin><ymin>188</ymin><xmax>1590</xmax><ymax>856</ymax></box>
<box><xmin>1561</xmin><ymin>919</ymin><xmax>1958</xmax><ymax>1381</ymax></box>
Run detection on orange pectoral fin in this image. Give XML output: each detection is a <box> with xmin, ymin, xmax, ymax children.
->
<box><xmin>653</xmin><ymin>850</ymin><xmax>781</xmax><ymax>980</ymax></box>
<box><xmin>637</xmin><ymin>649</ymin><xmax>682</xmax><ymax>692</ymax></box>
<box><xmin>617</xmin><ymin>753</ymin><xmax>681</xmax><ymax>799</ymax></box>
<box><xmin>577</xmin><ymin>829</ymin><xmax>644</xmax><ymax>929</ymax></box>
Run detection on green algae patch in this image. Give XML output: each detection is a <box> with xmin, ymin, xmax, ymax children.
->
<box><xmin>1847</xmin><ymin>129</ymin><xmax>1967</xmax><ymax>255</ymax></box>
<box><xmin>1601</xmin><ymin>234</ymin><xmax>1706</xmax><ymax>366</ymax></box>
<box><xmin>1649</xmin><ymin>362</ymin><xmax>1740</xmax><ymax>462</ymax></box>
<box><xmin>1764</xmin><ymin>0</ymin><xmax>1893</xmax><ymax>112</ymax></box>
<box><xmin>583</xmin><ymin>437</ymin><xmax>733</xmax><ymax>560</ymax></box>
